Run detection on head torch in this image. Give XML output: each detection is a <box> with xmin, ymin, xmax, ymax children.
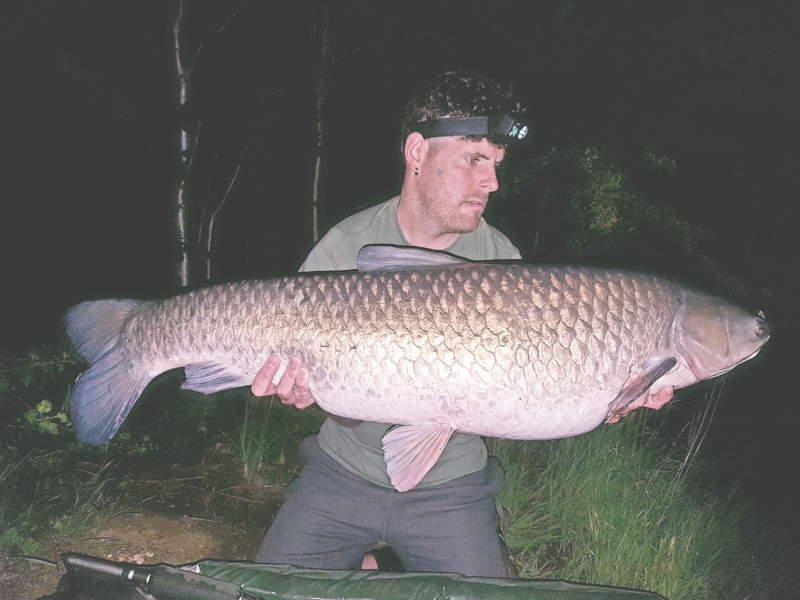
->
<box><xmin>404</xmin><ymin>114</ymin><xmax>530</xmax><ymax>146</ymax></box>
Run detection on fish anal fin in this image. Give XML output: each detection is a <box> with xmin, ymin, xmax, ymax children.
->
<box><xmin>607</xmin><ymin>356</ymin><xmax>678</xmax><ymax>421</ymax></box>
<box><xmin>182</xmin><ymin>362</ymin><xmax>253</xmax><ymax>395</ymax></box>
<box><xmin>382</xmin><ymin>423</ymin><xmax>455</xmax><ymax>492</ymax></box>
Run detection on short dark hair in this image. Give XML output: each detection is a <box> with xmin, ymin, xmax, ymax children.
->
<box><xmin>400</xmin><ymin>70</ymin><xmax>527</xmax><ymax>142</ymax></box>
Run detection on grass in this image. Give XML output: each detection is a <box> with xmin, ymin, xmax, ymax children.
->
<box><xmin>237</xmin><ymin>395</ymin><xmax>281</xmax><ymax>480</ymax></box>
<box><xmin>489</xmin><ymin>410</ymin><xmax>787</xmax><ymax>599</ymax></box>
<box><xmin>233</xmin><ymin>393</ymin><xmax>323</xmax><ymax>482</ymax></box>
<box><xmin>0</xmin><ymin>435</ymin><xmax>132</xmax><ymax>554</ymax></box>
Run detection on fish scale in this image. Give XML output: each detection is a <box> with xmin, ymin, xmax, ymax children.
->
<box><xmin>65</xmin><ymin>245</ymin><xmax>769</xmax><ymax>491</ymax></box>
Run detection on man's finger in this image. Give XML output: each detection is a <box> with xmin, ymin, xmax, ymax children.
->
<box><xmin>251</xmin><ymin>355</ymin><xmax>281</xmax><ymax>397</ymax></box>
<box><xmin>610</xmin><ymin>386</ymin><xmax>675</xmax><ymax>422</ymax></box>
<box><xmin>292</xmin><ymin>367</ymin><xmax>315</xmax><ymax>409</ymax></box>
<box><xmin>643</xmin><ymin>386</ymin><xmax>674</xmax><ymax>409</ymax></box>
<box><xmin>276</xmin><ymin>356</ymin><xmax>301</xmax><ymax>401</ymax></box>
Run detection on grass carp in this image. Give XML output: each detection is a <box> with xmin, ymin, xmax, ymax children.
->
<box><xmin>65</xmin><ymin>245</ymin><xmax>769</xmax><ymax>491</ymax></box>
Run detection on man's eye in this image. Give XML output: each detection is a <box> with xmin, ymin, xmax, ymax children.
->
<box><xmin>466</xmin><ymin>156</ymin><xmax>479</xmax><ymax>165</ymax></box>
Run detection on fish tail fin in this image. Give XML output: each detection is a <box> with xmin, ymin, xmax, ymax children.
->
<box><xmin>64</xmin><ymin>299</ymin><xmax>152</xmax><ymax>445</ymax></box>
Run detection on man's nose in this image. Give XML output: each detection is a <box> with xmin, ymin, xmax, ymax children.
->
<box><xmin>482</xmin><ymin>166</ymin><xmax>499</xmax><ymax>193</ymax></box>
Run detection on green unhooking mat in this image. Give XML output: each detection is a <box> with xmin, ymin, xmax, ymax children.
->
<box><xmin>39</xmin><ymin>552</ymin><xmax>667</xmax><ymax>600</ymax></box>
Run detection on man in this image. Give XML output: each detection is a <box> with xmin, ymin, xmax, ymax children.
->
<box><xmin>251</xmin><ymin>70</ymin><xmax>673</xmax><ymax>576</ymax></box>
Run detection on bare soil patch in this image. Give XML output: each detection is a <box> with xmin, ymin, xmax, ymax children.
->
<box><xmin>0</xmin><ymin>444</ymin><xmax>285</xmax><ymax>599</ymax></box>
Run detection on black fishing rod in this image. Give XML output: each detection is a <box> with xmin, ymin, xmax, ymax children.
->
<box><xmin>61</xmin><ymin>553</ymin><xmax>258</xmax><ymax>600</ymax></box>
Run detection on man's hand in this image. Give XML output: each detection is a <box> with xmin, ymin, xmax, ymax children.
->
<box><xmin>605</xmin><ymin>385</ymin><xmax>674</xmax><ymax>424</ymax></box>
<box><xmin>251</xmin><ymin>355</ymin><xmax>315</xmax><ymax>409</ymax></box>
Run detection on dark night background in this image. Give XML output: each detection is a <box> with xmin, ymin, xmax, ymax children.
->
<box><xmin>1</xmin><ymin>0</ymin><xmax>798</xmax><ymax>553</ymax></box>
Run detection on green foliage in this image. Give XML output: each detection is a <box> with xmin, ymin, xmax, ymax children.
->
<box><xmin>500</xmin><ymin>144</ymin><xmax>749</xmax><ymax>295</ymax></box>
<box><xmin>114</xmin><ymin>432</ymin><xmax>157</xmax><ymax>455</ymax></box>
<box><xmin>490</xmin><ymin>413</ymin><xmax>786</xmax><ymax>599</ymax></box>
<box><xmin>23</xmin><ymin>400</ymin><xmax>68</xmax><ymax>435</ymax></box>
<box><xmin>640</xmin><ymin>148</ymin><xmax>677</xmax><ymax>172</ymax></box>
<box><xmin>504</xmin><ymin>145</ymin><xmax>698</xmax><ymax>261</ymax></box>
<box><xmin>0</xmin><ymin>346</ymin><xmax>83</xmax><ymax>392</ymax></box>
<box><xmin>0</xmin><ymin>344</ymin><xmax>123</xmax><ymax>553</ymax></box>
<box><xmin>0</xmin><ymin>528</ymin><xmax>40</xmax><ymax>556</ymax></box>
<box><xmin>1</xmin><ymin>343</ymin><xmax>83</xmax><ymax>439</ymax></box>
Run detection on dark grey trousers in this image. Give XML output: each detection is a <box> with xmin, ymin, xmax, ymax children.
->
<box><xmin>255</xmin><ymin>435</ymin><xmax>509</xmax><ymax>577</ymax></box>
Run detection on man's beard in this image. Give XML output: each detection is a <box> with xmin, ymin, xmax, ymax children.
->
<box><xmin>419</xmin><ymin>177</ymin><xmax>487</xmax><ymax>236</ymax></box>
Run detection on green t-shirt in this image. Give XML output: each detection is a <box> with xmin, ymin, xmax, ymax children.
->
<box><xmin>300</xmin><ymin>195</ymin><xmax>521</xmax><ymax>489</ymax></box>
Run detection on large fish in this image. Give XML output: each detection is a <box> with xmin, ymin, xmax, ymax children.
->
<box><xmin>65</xmin><ymin>245</ymin><xmax>769</xmax><ymax>491</ymax></box>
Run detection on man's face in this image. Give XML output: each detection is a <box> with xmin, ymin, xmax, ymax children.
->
<box><xmin>416</xmin><ymin>137</ymin><xmax>505</xmax><ymax>236</ymax></box>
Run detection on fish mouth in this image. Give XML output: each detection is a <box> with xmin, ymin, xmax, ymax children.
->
<box><xmin>686</xmin><ymin>341</ymin><xmax>768</xmax><ymax>380</ymax></box>
<box><xmin>715</xmin><ymin>343</ymin><xmax>769</xmax><ymax>376</ymax></box>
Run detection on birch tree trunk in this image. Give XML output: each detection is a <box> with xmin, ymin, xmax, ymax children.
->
<box><xmin>168</xmin><ymin>0</ymin><xmax>198</xmax><ymax>289</ymax></box>
<box><xmin>310</xmin><ymin>1</ymin><xmax>334</xmax><ymax>243</ymax></box>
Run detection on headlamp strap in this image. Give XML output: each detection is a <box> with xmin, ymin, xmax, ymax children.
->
<box><xmin>407</xmin><ymin>117</ymin><xmax>491</xmax><ymax>139</ymax></box>
<box><xmin>404</xmin><ymin>114</ymin><xmax>530</xmax><ymax>144</ymax></box>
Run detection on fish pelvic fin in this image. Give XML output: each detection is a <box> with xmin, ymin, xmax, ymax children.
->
<box><xmin>64</xmin><ymin>299</ymin><xmax>151</xmax><ymax>445</ymax></box>
<box><xmin>606</xmin><ymin>356</ymin><xmax>678</xmax><ymax>422</ymax></box>
<box><xmin>382</xmin><ymin>423</ymin><xmax>455</xmax><ymax>492</ymax></box>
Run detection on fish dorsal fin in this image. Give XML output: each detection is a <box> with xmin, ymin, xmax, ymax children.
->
<box><xmin>382</xmin><ymin>423</ymin><xmax>456</xmax><ymax>492</ymax></box>
<box><xmin>357</xmin><ymin>244</ymin><xmax>469</xmax><ymax>273</ymax></box>
<box><xmin>606</xmin><ymin>356</ymin><xmax>678</xmax><ymax>421</ymax></box>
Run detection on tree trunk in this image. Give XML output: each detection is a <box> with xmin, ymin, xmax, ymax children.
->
<box><xmin>168</xmin><ymin>0</ymin><xmax>198</xmax><ymax>289</ymax></box>
<box><xmin>310</xmin><ymin>1</ymin><xmax>334</xmax><ymax>243</ymax></box>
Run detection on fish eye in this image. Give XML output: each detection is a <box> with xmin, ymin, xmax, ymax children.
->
<box><xmin>755</xmin><ymin>316</ymin><xmax>768</xmax><ymax>338</ymax></box>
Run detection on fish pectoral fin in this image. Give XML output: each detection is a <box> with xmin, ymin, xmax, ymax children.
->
<box><xmin>182</xmin><ymin>362</ymin><xmax>253</xmax><ymax>395</ymax></box>
<box><xmin>607</xmin><ymin>356</ymin><xmax>678</xmax><ymax>422</ymax></box>
<box><xmin>382</xmin><ymin>423</ymin><xmax>456</xmax><ymax>492</ymax></box>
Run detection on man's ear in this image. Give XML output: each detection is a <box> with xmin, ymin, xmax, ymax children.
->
<box><xmin>403</xmin><ymin>132</ymin><xmax>426</xmax><ymax>171</ymax></box>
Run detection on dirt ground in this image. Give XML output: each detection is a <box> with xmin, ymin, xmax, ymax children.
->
<box><xmin>0</xmin><ymin>445</ymin><xmax>285</xmax><ymax>600</ymax></box>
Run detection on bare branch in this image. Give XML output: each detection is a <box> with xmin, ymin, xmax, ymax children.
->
<box><xmin>186</xmin><ymin>0</ymin><xmax>254</xmax><ymax>79</ymax></box>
